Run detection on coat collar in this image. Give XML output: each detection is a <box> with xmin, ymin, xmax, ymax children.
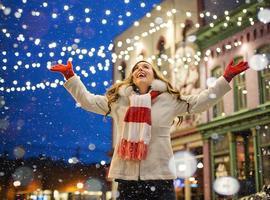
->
<box><xmin>118</xmin><ymin>79</ymin><xmax>167</xmax><ymax>97</ymax></box>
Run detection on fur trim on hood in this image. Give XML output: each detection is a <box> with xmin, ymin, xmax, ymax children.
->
<box><xmin>118</xmin><ymin>79</ymin><xmax>167</xmax><ymax>97</ymax></box>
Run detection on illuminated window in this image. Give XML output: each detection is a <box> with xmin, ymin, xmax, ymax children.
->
<box><xmin>233</xmin><ymin>56</ymin><xmax>247</xmax><ymax>111</ymax></box>
<box><xmin>257</xmin><ymin>45</ymin><xmax>270</xmax><ymax>103</ymax></box>
<box><xmin>258</xmin><ymin>124</ymin><xmax>270</xmax><ymax>186</ymax></box>
<box><xmin>235</xmin><ymin>131</ymin><xmax>256</xmax><ymax>197</ymax></box>
<box><xmin>156</xmin><ymin>36</ymin><xmax>166</xmax><ymax>58</ymax></box>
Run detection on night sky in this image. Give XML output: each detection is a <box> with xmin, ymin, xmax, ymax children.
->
<box><xmin>0</xmin><ymin>0</ymin><xmax>162</xmax><ymax>164</ymax></box>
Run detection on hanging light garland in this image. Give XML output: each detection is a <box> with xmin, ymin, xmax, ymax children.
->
<box><xmin>0</xmin><ymin>1</ymin><xmax>267</xmax><ymax>92</ymax></box>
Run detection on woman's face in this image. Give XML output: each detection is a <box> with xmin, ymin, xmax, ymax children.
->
<box><xmin>132</xmin><ymin>61</ymin><xmax>154</xmax><ymax>87</ymax></box>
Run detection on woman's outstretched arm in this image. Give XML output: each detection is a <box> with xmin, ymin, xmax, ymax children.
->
<box><xmin>50</xmin><ymin>61</ymin><xmax>110</xmax><ymax>116</ymax></box>
<box><xmin>174</xmin><ymin>59</ymin><xmax>249</xmax><ymax>115</ymax></box>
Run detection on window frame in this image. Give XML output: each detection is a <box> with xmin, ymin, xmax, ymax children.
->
<box><xmin>233</xmin><ymin>56</ymin><xmax>247</xmax><ymax>111</ymax></box>
<box><xmin>257</xmin><ymin>45</ymin><xmax>270</xmax><ymax>104</ymax></box>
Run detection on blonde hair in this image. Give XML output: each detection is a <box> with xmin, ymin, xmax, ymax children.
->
<box><xmin>105</xmin><ymin>61</ymin><xmax>190</xmax><ymax>125</ymax></box>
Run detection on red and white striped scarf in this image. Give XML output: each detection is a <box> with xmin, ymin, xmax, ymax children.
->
<box><xmin>117</xmin><ymin>79</ymin><xmax>167</xmax><ymax>161</ymax></box>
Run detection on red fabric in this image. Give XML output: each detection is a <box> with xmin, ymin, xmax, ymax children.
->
<box><xmin>124</xmin><ymin>107</ymin><xmax>151</xmax><ymax>125</ymax></box>
<box><xmin>117</xmin><ymin>90</ymin><xmax>161</xmax><ymax>161</ymax></box>
<box><xmin>150</xmin><ymin>91</ymin><xmax>160</xmax><ymax>100</ymax></box>
<box><xmin>117</xmin><ymin>139</ymin><xmax>148</xmax><ymax>160</ymax></box>
<box><xmin>50</xmin><ymin>61</ymin><xmax>75</xmax><ymax>80</ymax></box>
<box><xmin>223</xmin><ymin>60</ymin><xmax>249</xmax><ymax>82</ymax></box>
<box><xmin>123</xmin><ymin>91</ymin><xmax>160</xmax><ymax>125</ymax></box>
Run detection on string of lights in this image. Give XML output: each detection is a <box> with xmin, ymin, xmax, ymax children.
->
<box><xmin>1</xmin><ymin>1</ymin><xmax>268</xmax><ymax>92</ymax></box>
<box><xmin>112</xmin><ymin>7</ymin><xmax>263</xmax><ymax>64</ymax></box>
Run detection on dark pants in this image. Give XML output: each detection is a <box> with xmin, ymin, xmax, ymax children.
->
<box><xmin>116</xmin><ymin>179</ymin><xmax>176</xmax><ymax>200</ymax></box>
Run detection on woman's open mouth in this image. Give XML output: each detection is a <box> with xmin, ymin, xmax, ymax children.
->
<box><xmin>137</xmin><ymin>72</ymin><xmax>146</xmax><ymax>78</ymax></box>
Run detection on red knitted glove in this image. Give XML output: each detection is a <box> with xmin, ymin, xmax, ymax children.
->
<box><xmin>50</xmin><ymin>61</ymin><xmax>75</xmax><ymax>80</ymax></box>
<box><xmin>223</xmin><ymin>60</ymin><xmax>249</xmax><ymax>82</ymax></box>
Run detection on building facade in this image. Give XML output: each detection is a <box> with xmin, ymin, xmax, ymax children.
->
<box><xmin>195</xmin><ymin>1</ymin><xmax>270</xmax><ymax>199</ymax></box>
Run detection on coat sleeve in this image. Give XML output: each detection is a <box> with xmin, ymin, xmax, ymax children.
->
<box><xmin>174</xmin><ymin>76</ymin><xmax>231</xmax><ymax>115</ymax></box>
<box><xmin>63</xmin><ymin>75</ymin><xmax>110</xmax><ymax>115</ymax></box>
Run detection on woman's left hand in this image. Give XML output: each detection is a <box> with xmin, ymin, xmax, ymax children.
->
<box><xmin>223</xmin><ymin>59</ymin><xmax>249</xmax><ymax>82</ymax></box>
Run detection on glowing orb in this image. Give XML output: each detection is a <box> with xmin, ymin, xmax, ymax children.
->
<box><xmin>155</xmin><ymin>17</ymin><xmax>163</xmax><ymax>24</ymax></box>
<box><xmin>84</xmin><ymin>178</ymin><xmax>103</xmax><ymax>191</ymax></box>
<box><xmin>88</xmin><ymin>143</ymin><xmax>96</xmax><ymax>151</ymax></box>
<box><xmin>248</xmin><ymin>54</ymin><xmax>268</xmax><ymax>71</ymax></box>
<box><xmin>169</xmin><ymin>151</ymin><xmax>197</xmax><ymax>178</ymax></box>
<box><xmin>12</xmin><ymin>167</ymin><xmax>33</xmax><ymax>186</ymax></box>
<box><xmin>213</xmin><ymin>176</ymin><xmax>240</xmax><ymax>196</ymax></box>
<box><xmin>258</xmin><ymin>8</ymin><xmax>270</xmax><ymax>24</ymax></box>
<box><xmin>13</xmin><ymin>146</ymin><xmax>25</xmax><ymax>159</ymax></box>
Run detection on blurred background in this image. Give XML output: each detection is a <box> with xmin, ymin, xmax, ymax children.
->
<box><xmin>0</xmin><ymin>0</ymin><xmax>270</xmax><ymax>199</ymax></box>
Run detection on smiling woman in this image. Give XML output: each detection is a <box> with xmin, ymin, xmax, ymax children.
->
<box><xmin>131</xmin><ymin>61</ymin><xmax>154</xmax><ymax>94</ymax></box>
<box><xmin>50</xmin><ymin>58</ymin><xmax>248</xmax><ymax>199</ymax></box>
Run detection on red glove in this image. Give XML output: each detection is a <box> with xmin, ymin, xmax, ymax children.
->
<box><xmin>223</xmin><ymin>60</ymin><xmax>249</xmax><ymax>82</ymax></box>
<box><xmin>50</xmin><ymin>61</ymin><xmax>75</xmax><ymax>80</ymax></box>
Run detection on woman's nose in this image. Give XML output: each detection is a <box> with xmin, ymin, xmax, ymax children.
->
<box><xmin>137</xmin><ymin>66</ymin><xmax>144</xmax><ymax>71</ymax></box>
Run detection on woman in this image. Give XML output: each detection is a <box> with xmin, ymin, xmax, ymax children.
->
<box><xmin>50</xmin><ymin>60</ymin><xmax>248</xmax><ymax>199</ymax></box>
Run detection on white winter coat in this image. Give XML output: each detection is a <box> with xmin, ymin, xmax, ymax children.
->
<box><xmin>64</xmin><ymin>75</ymin><xmax>231</xmax><ymax>180</ymax></box>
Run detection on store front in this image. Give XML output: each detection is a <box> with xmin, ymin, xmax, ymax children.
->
<box><xmin>200</xmin><ymin>103</ymin><xmax>270</xmax><ymax>199</ymax></box>
<box><xmin>171</xmin><ymin>130</ymin><xmax>204</xmax><ymax>200</ymax></box>
<box><xmin>173</xmin><ymin>146</ymin><xmax>204</xmax><ymax>200</ymax></box>
<box><xmin>258</xmin><ymin>124</ymin><xmax>270</xmax><ymax>186</ymax></box>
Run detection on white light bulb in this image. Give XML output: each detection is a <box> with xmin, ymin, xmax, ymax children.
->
<box><xmin>85</xmin><ymin>8</ymin><xmax>90</xmax><ymax>13</ymax></box>
<box><xmin>69</xmin><ymin>15</ymin><xmax>74</xmax><ymax>21</ymax></box>
<box><xmin>52</xmin><ymin>13</ymin><xmax>57</xmax><ymax>18</ymax></box>
<box><xmin>103</xmin><ymin>81</ymin><xmax>108</xmax><ymax>86</ymax></box>
<box><xmin>186</xmin><ymin>11</ymin><xmax>192</xmax><ymax>17</ymax></box>
<box><xmin>64</xmin><ymin>5</ymin><xmax>69</xmax><ymax>11</ymax></box>
<box><xmin>118</xmin><ymin>20</ymin><xmax>123</xmax><ymax>26</ymax></box>
<box><xmin>102</xmin><ymin>19</ymin><xmax>107</xmax><ymax>24</ymax></box>
<box><xmin>134</xmin><ymin>21</ymin><xmax>139</xmax><ymax>26</ymax></box>
<box><xmin>91</xmin><ymin>82</ymin><xmax>96</xmax><ymax>87</ymax></box>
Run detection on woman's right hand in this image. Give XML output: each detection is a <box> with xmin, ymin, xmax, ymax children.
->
<box><xmin>50</xmin><ymin>61</ymin><xmax>75</xmax><ymax>80</ymax></box>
